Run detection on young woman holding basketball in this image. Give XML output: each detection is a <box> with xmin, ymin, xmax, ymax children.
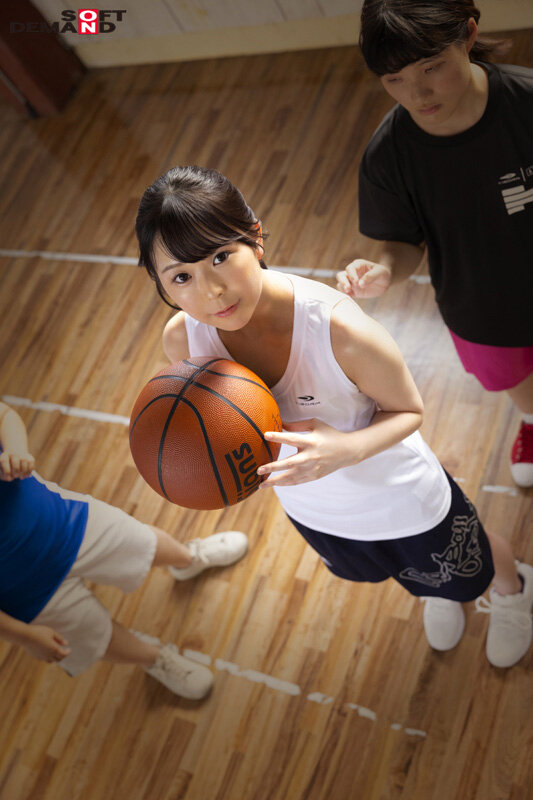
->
<box><xmin>136</xmin><ymin>165</ymin><xmax>533</xmax><ymax>668</ymax></box>
<box><xmin>335</xmin><ymin>0</ymin><xmax>533</xmax><ymax>487</ymax></box>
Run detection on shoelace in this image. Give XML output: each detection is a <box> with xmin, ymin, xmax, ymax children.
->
<box><xmin>512</xmin><ymin>422</ymin><xmax>533</xmax><ymax>463</ymax></box>
<box><xmin>475</xmin><ymin>595</ymin><xmax>532</xmax><ymax>631</ymax></box>
<box><xmin>188</xmin><ymin>539</ymin><xmax>211</xmax><ymax>567</ymax></box>
<box><xmin>157</xmin><ymin>647</ymin><xmax>195</xmax><ymax>680</ymax></box>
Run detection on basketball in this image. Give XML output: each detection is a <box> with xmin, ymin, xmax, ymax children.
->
<box><xmin>129</xmin><ymin>357</ymin><xmax>282</xmax><ymax>510</ymax></box>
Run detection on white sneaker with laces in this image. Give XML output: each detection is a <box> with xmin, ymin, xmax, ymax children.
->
<box><xmin>133</xmin><ymin>631</ymin><xmax>213</xmax><ymax>699</ymax></box>
<box><xmin>475</xmin><ymin>562</ymin><xmax>533</xmax><ymax>668</ymax></box>
<box><xmin>422</xmin><ymin>597</ymin><xmax>465</xmax><ymax>651</ymax></box>
<box><xmin>169</xmin><ymin>531</ymin><xmax>248</xmax><ymax>581</ymax></box>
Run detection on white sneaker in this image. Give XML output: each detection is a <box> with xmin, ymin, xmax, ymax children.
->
<box><xmin>422</xmin><ymin>597</ymin><xmax>465</xmax><ymax>651</ymax></box>
<box><xmin>133</xmin><ymin>631</ymin><xmax>213</xmax><ymax>698</ymax></box>
<box><xmin>475</xmin><ymin>562</ymin><xmax>533</xmax><ymax>668</ymax></box>
<box><xmin>169</xmin><ymin>531</ymin><xmax>248</xmax><ymax>581</ymax></box>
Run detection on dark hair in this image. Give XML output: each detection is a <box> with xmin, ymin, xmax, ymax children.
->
<box><xmin>135</xmin><ymin>165</ymin><xmax>266</xmax><ymax>309</ymax></box>
<box><xmin>359</xmin><ymin>0</ymin><xmax>510</xmax><ymax>76</ymax></box>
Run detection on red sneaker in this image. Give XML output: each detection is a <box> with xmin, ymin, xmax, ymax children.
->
<box><xmin>510</xmin><ymin>421</ymin><xmax>533</xmax><ymax>487</ymax></box>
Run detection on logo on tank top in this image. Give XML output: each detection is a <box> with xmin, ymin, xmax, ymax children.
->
<box><xmin>499</xmin><ymin>165</ymin><xmax>533</xmax><ymax>215</ymax></box>
<box><xmin>297</xmin><ymin>394</ymin><xmax>320</xmax><ymax>407</ymax></box>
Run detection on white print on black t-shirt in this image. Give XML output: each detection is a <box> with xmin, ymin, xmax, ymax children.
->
<box><xmin>499</xmin><ymin>165</ymin><xmax>533</xmax><ymax>215</ymax></box>
<box><xmin>399</xmin><ymin>498</ymin><xmax>483</xmax><ymax>589</ymax></box>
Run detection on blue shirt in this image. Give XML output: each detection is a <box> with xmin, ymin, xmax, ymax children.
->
<box><xmin>0</xmin><ymin>474</ymin><xmax>88</xmax><ymax>622</ymax></box>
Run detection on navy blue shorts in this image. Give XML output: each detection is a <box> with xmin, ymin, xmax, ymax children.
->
<box><xmin>287</xmin><ymin>471</ymin><xmax>494</xmax><ymax>602</ymax></box>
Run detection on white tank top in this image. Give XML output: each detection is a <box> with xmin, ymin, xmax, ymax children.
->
<box><xmin>184</xmin><ymin>273</ymin><xmax>451</xmax><ymax>541</ymax></box>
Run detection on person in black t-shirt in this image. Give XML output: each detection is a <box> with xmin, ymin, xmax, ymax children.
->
<box><xmin>336</xmin><ymin>0</ymin><xmax>533</xmax><ymax>489</ymax></box>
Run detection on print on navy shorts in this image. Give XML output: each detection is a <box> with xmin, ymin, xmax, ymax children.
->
<box><xmin>399</xmin><ymin>497</ymin><xmax>482</xmax><ymax>589</ymax></box>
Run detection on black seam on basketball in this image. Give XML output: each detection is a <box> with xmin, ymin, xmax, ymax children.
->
<box><xmin>129</xmin><ymin>393</ymin><xmax>187</xmax><ymax>439</ymax></box>
<box><xmin>147</xmin><ymin>358</ymin><xmax>225</xmax><ymax>388</ymax></box>
<box><xmin>146</xmin><ymin>359</ymin><xmax>227</xmax><ymax>498</ymax></box>
<box><xmin>146</xmin><ymin>371</ymin><xmax>275</xmax><ymax>401</ymax></box>
<box><xmin>147</xmin><ymin>375</ymin><xmax>187</xmax><ymax>384</ymax></box>
<box><xmin>196</xmin><ymin>369</ymin><xmax>276</xmax><ymax>399</ymax></box>
<box><xmin>180</xmin><ymin>397</ymin><xmax>229</xmax><ymax>507</ymax></box>
<box><xmin>148</xmin><ymin>358</ymin><xmax>224</xmax><ymax>383</ymax></box>
<box><xmin>157</xmin><ymin>396</ymin><xmax>182</xmax><ymax>501</ymax></box>
<box><xmin>188</xmin><ymin>383</ymin><xmax>276</xmax><ymax>461</ymax></box>
<box><xmin>183</xmin><ymin>357</ymin><xmax>225</xmax><ymax>371</ymax></box>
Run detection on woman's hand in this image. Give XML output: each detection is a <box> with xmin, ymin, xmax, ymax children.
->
<box><xmin>336</xmin><ymin>259</ymin><xmax>392</xmax><ymax>299</ymax></box>
<box><xmin>23</xmin><ymin>626</ymin><xmax>71</xmax><ymax>663</ymax></box>
<box><xmin>258</xmin><ymin>419</ymin><xmax>359</xmax><ymax>487</ymax></box>
<box><xmin>0</xmin><ymin>449</ymin><xmax>35</xmax><ymax>481</ymax></box>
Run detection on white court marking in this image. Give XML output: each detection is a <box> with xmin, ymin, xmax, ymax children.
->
<box><xmin>481</xmin><ymin>484</ymin><xmax>519</xmax><ymax>497</ymax></box>
<box><xmin>0</xmin><ymin>247</ymin><xmax>429</xmax><ymax>282</ymax></box>
<box><xmin>1</xmin><ymin>395</ymin><xmax>130</xmax><ymax>426</ymax></box>
<box><xmin>2</xmin><ymin>395</ymin><xmax>520</xmax><ymax>504</ymax></box>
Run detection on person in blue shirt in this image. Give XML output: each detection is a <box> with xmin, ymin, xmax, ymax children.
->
<box><xmin>0</xmin><ymin>401</ymin><xmax>248</xmax><ymax>698</ymax></box>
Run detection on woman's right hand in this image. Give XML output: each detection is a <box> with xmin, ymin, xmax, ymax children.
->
<box><xmin>336</xmin><ymin>259</ymin><xmax>392</xmax><ymax>299</ymax></box>
<box><xmin>23</xmin><ymin>626</ymin><xmax>71</xmax><ymax>663</ymax></box>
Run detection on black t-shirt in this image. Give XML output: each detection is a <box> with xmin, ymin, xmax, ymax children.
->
<box><xmin>359</xmin><ymin>62</ymin><xmax>533</xmax><ymax>346</ymax></box>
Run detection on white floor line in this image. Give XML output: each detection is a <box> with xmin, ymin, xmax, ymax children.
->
<box><xmin>199</xmin><ymin>656</ymin><xmax>425</xmax><ymax>737</ymax></box>
<box><xmin>134</xmin><ymin>632</ymin><xmax>425</xmax><ymax>735</ymax></box>
<box><xmin>0</xmin><ymin>247</ymin><xmax>430</xmax><ymax>282</ymax></box>
<box><xmin>1</xmin><ymin>394</ymin><xmax>130</xmax><ymax>426</ymax></box>
<box><xmin>0</xmin><ymin>248</ymin><xmax>138</xmax><ymax>265</ymax></box>
<box><xmin>481</xmin><ymin>484</ymin><xmax>519</xmax><ymax>497</ymax></box>
<box><xmin>307</xmin><ymin>692</ymin><xmax>334</xmax><ymax>704</ymax></box>
<box><xmin>2</xmin><ymin>396</ymin><xmax>521</xmax><ymax>498</ymax></box>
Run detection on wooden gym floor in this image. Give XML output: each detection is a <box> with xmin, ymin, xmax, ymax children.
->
<box><xmin>0</xmin><ymin>30</ymin><xmax>532</xmax><ymax>800</ymax></box>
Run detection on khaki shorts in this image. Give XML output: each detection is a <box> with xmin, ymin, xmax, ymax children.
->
<box><xmin>32</xmin><ymin>495</ymin><xmax>157</xmax><ymax>676</ymax></box>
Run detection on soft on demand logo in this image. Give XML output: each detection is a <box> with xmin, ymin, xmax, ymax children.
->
<box><xmin>10</xmin><ymin>9</ymin><xmax>127</xmax><ymax>35</ymax></box>
<box><xmin>79</xmin><ymin>9</ymin><xmax>104</xmax><ymax>35</ymax></box>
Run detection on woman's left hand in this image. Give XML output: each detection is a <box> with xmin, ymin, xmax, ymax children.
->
<box><xmin>258</xmin><ymin>419</ymin><xmax>357</xmax><ymax>487</ymax></box>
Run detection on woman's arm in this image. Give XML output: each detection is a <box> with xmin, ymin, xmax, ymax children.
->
<box><xmin>336</xmin><ymin>240</ymin><xmax>425</xmax><ymax>299</ymax></box>
<box><xmin>330</xmin><ymin>296</ymin><xmax>423</xmax><ymax>460</ymax></box>
<box><xmin>162</xmin><ymin>312</ymin><xmax>190</xmax><ymax>363</ymax></box>
<box><xmin>258</xmin><ymin>298</ymin><xmax>423</xmax><ymax>486</ymax></box>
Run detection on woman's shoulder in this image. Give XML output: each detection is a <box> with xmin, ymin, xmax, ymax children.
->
<box><xmin>162</xmin><ymin>311</ymin><xmax>189</xmax><ymax>362</ymax></box>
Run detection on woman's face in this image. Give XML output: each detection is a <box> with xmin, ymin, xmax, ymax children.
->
<box><xmin>380</xmin><ymin>41</ymin><xmax>477</xmax><ymax>132</ymax></box>
<box><xmin>153</xmin><ymin>239</ymin><xmax>264</xmax><ymax>331</ymax></box>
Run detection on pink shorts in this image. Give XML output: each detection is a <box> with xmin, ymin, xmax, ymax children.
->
<box><xmin>449</xmin><ymin>331</ymin><xmax>533</xmax><ymax>391</ymax></box>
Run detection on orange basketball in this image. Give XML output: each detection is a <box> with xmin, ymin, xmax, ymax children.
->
<box><xmin>129</xmin><ymin>357</ymin><xmax>282</xmax><ymax>510</ymax></box>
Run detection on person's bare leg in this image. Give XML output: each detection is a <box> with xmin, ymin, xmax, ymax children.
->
<box><xmin>486</xmin><ymin>532</ymin><xmax>521</xmax><ymax>596</ymax></box>
<box><xmin>150</xmin><ymin>527</ymin><xmax>193</xmax><ymax>568</ymax></box>
<box><xmin>103</xmin><ymin>620</ymin><xmax>159</xmax><ymax>666</ymax></box>
<box><xmin>506</xmin><ymin>370</ymin><xmax>533</xmax><ymax>414</ymax></box>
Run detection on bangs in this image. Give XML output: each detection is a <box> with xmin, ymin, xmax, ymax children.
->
<box><xmin>359</xmin><ymin>2</ymin><xmax>470</xmax><ymax>76</ymax></box>
<box><xmin>362</xmin><ymin>24</ymin><xmax>445</xmax><ymax>75</ymax></box>
<box><xmin>157</xmin><ymin>191</ymin><xmax>255</xmax><ymax>265</ymax></box>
